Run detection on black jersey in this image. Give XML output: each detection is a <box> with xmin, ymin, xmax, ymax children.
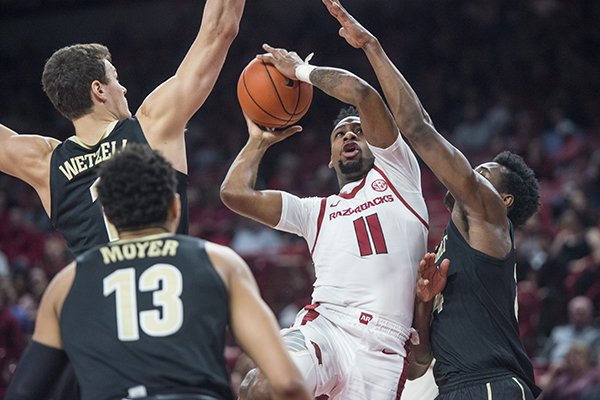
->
<box><xmin>430</xmin><ymin>219</ymin><xmax>541</xmax><ymax>397</ymax></box>
<box><xmin>49</xmin><ymin>118</ymin><xmax>189</xmax><ymax>256</ymax></box>
<box><xmin>60</xmin><ymin>234</ymin><xmax>232</xmax><ymax>400</ymax></box>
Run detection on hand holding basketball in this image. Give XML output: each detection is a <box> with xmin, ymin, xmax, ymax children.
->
<box><xmin>237</xmin><ymin>45</ymin><xmax>313</xmax><ymax>129</ymax></box>
<box><xmin>257</xmin><ymin>44</ymin><xmax>305</xmax><ymax>81</ymax></box>
<box><xmin>244</xmin><ymin>114</ymin><xmax>303</xmax><ymax>147</ymax></box>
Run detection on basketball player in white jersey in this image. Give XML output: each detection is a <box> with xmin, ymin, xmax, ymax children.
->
<box><xmin>220</xmin><ymin>45</ymin><xmax>429</xmax><ymax>399</ymax></box>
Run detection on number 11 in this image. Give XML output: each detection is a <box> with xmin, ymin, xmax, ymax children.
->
<box><xmin>353</xmin><ymin>213</ymin><xmax>388</xmax><ymax>256</ymax></box>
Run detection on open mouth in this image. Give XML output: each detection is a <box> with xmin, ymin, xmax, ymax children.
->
<box><xmin>342</xmin><ymin>142</ymin><xmax>360</xmax><ymax>158</ymax></box>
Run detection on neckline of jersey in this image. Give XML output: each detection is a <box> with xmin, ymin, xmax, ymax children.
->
<box><xmin>69</xmin><ymin>120</ymin><xmax>119</xmax><ymax>149</ymax></box>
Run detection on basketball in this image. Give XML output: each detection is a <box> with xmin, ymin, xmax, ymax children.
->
<box><xmin>237</xmin><ymin>58</ymin><xmax>313</xmax><ymax>129</ymax></box>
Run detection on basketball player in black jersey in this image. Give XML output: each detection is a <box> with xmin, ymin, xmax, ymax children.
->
<box><xmin>324</xmin><ymin>0</ymin><xmax>542</xmax><ymax>398</ymax></box>
<box><xmin>2</xmin><ymin>3</ymin><xmax>245</xmax><ymax>399</ymax></box>
<box><xmin>6</xmin><ymin>144</ymin><xmax>312</xmax><ymax>400</ymax></box>
<box><xmin>0</xmin><ymin>0</ymin><xmax>245</xmax><ymax>256</ymax></box>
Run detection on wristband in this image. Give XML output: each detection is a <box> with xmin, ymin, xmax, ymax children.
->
<box><xmin>295</xmin><ymin>64</ymin><xmax>316</xmax><ymax>84</ymax></box>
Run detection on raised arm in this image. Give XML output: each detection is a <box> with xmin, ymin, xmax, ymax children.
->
<box><xmin>206</xmin><ymin>243</ymin><xmax>312</xmax><ymax>400</ymax></box>
<box><xmin>220</xmin><ymin>115</ymin><xmax>302</xmax><ymax>227</ymax></box>
<box><xmin>258</xmin><ymin>44</ymin><xmax>398</xmax><ymax>149</ymax></box>
<box><xmin>322</xmin><ymin>0</ymin><xmax>505</xmax><ymax>224</ymax></box>
<box><xmin>0</xmin><ymin>124</ymin><xmax>60</xmax><ymax>214</ymax></box>
<box><xmin>136</xmin><ymin>0</ymin><xmax>245</xmax><ymax>171</ymax></box>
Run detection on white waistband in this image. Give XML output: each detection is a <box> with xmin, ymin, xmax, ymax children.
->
<box><xmin>314</xmin><ymin>303</ymin><xmax>414</xmax><ymax>343</ymax></box>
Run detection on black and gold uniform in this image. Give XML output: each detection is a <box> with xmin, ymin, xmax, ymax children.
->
<box><xmin>61</xmin><ymin>234</ymin><xmax>232</xmax><ymax>400</ymax></box>
<box><xmin>49</xmin><ymin>118</ymin><xmax>189</xmax><ymax>256</ymax></box>
<box><xmin>431</xmin><ymin>219</ymin><xmax>541</xmax><ymax>399</ymax></box>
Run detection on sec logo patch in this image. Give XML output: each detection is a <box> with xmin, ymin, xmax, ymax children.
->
<box><xmin>371</xmin><ymin>179</ymin><xmax>387</xmax><ymax>192</ymax></box>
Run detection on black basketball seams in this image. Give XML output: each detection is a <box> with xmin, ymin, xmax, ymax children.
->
<box><xmin>241</xmin><ymin>61</ymin><xmax>308</xmax><ymax>128</ymax></box>
<box><xmin>261</xmin><ymin>60</ymin><xmax>298</xmax><ymax>116</ymax></box>
<box><xmin>242</xmin><ymin>69</ymin><xmax>289</xmax><ymax>122</ymax></box>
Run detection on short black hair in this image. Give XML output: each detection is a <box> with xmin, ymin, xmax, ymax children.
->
<box><xmin>333</xmin><ymin>106</ymin><xmax>359</xmax><ymax>127</ymax></box>
<box><xmin>42</xmin><ymin>43</ymin><xmax>111</xmax><ymax>120</ymax></box>
<box><xmin>96</xmin><ymin>144</ymin><xmax>176</xmax><ymax>231</ymax></box>
<box><xmin>493</xmin><ymin>151</ymin><xmax>540</xmax><ymax>227</ymax></box>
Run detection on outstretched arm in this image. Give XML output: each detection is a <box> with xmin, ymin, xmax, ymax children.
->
<box><xmin>136</xmin><ymin>0</ymin><xmax>246</xmax><ymax>172</ymax></box>
<box><xmin>258</xmin><ymin>44</ymin><xmax>399</xmax><ymax>149</ymax></box>
<box><xmin>220</xmin><ymin>115</ymin><xmax>302</xmax><ymax>227</ymax></box>
<box><xmin>323</xmin><ymin>0</ymin><xmax>505</xmax><ymax>225</ymax></box>
<box><xmin>206</xmin><ymin>243</ymin><xmax>312</xmax><ymax>400</ymax></box>
<box><xmin>0</xmin><ymin>123</ymin><xmax>60</xmax><ymax>214</ymax></box>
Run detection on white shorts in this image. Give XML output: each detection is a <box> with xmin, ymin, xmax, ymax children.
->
<box><xmin>280</xmin><ymin>303</ymin><xmax>411</xmax><ymax>400</ymax></box>
<box><xmin>401</xmin><ymin>364</ymin><xmax>438</xmax><ymax>400</ymax></box>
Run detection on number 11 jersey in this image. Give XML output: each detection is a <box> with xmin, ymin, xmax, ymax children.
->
<box><xmin>276</xmin><ymin>136</ymin><xmax>429</xmax><ymax>328</ymax></box>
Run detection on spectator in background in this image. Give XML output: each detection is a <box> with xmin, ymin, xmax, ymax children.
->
<box><xmin>565</xmin><ymin>228</ymin><xmax>600</xmax><ymax>308</ymax></box>
<box><xmin>538</xmin><ymin>296</ymin><xmax>600</xmax><ymax>366</ymax></box>
<box><xmin>538</xmin><ymin>208</ymin><xmax>593</xmax><ymax>335</ymax></box>
<box><xmin>0</xmin><ymin>250</ymin><xmax>9</xmax><ymax>279</ymax></box>
<box><xmin>517</xmin><ymin>279</ymin><xmax>542</xmax><ymax>357</ymax></box>
<box><xmin>452</xmin><ymin>98</ymin><xmax>511</xmax><ymax>155</ymax></box>
<box><xmin>581</xmin><ymin>352</ymin><xmax>600</xmax><ymax>400</ymax></box>
<box><xmin>539</xmin><ymin>342</ymin><xmax>598</xmax><ymax>400</ymax></box>
<box><xmin>230</xmin><ymin>218</ymin><xmax>284</xmax><ymax>256</ymax></box>
<box><xmin>0</xmin><ymin>285</ymin><xmax>24</xmax><ymax>399</ymax></box>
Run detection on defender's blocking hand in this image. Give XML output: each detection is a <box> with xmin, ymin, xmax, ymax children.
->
<box><xmin>322</xmin><ymin>0</ymin><xmax>376</xmax><ymax>49</ymax></box>
<box><xmin>416</xmin><ymin>253</ymin><xmax>450</xmax><ymax>303</ymax></box>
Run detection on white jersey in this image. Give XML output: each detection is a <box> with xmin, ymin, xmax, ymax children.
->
<box><xmin>276</xmin><ymin>136</ymin><xmax>428</xmax><ymax>328</ymax></box>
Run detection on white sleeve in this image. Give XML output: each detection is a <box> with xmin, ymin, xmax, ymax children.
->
<box><xmin>368</xmin><ymin>134</ymin><xmax>422</xmax><ymax>193</ymax></box>
<box><xmin>274</xmin><ymin>191</ymin><xmax>323</xmax><ymax>243</ymax></box>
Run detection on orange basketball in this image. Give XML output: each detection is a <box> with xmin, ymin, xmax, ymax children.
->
<box><xmin>237</xmin><ymin>58</ymin><xmax>313</xmax><ymax>129</ymax></box>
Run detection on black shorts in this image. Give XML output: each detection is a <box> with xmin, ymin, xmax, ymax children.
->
<box><xmin>436</xmin><ymin>376</ymin><xmax>535</xmax><ymax>400</ymax></box>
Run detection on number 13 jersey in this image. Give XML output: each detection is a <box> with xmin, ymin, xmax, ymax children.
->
<box><xmin>276</xmin><ymin>136</ymin><xmax>428</xmax><ymax>327</ymax></box>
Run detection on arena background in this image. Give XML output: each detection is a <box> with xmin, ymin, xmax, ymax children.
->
<box><xmin>1</xmin><ymin>0</ymin><xmax>599</xmax><ymax>398</ymax></box>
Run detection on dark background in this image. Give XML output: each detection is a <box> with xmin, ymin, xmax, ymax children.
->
<box><xmin>1</xmin><ymin>1</ymin><xmax>600</xmax><ymax>397</ymax></box>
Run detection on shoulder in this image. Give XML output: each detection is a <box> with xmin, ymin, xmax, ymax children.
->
<box><xmin>10</xmin><ymin>134</ymin><xmax>61</xmax><ymax>163</ymax></box>
<box><xmin>281</xmin><ymin>191</ymin><xmax>324</xmax><ymax>207</ymax></box>
<box><xmin>205</xmin><ymin>241</ymin><xmax>246</xmax><ymax>271</ymax></box>
<box><xmin>204</xmin><ymin>241</ymin><xmax>251</xmax><ymax>288</ymax></box>
<box><xmin>43</xmin><ymin>261</ymin><xmax>77</xmax><ymax>312</ymax></box>
<box><xmin>51</xmin><ymin>262</ymin><xmax>77</xmax><ymax>292</ymax></box>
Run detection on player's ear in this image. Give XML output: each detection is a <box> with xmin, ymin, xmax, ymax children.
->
<box><xmin>502</xmin><ymin>193</ymin><xmax>514</xmax><ymax>209</ymax></box>
<box><xmin>328</xmin><ymin>160</ymin><xmax>333</xmax><ymax>169</ymax></box>
<box><xmin>91</xmin><ymin>80</ymin><xmax>105</xmax><ymax>102</ymax></box>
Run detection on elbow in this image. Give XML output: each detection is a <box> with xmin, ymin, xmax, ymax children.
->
<box><xmin>401</xmin><ymin>119</ymin><xmax>431</xmax><ymax>142</ymax></box>
<box><xmin>217</xmin><ymin>20</ymin><xmax>240</xmax><ymax>43</ymax></box>
<box><xmin>219</xmin><ymin>183</ymin><xmax>240</xmax><ymax>211</ymax></box>
<box><xmin>407</xmin><ymin>370</ymin><xmax>426</xmax><ymax>381</ymax></box>
<box><xmin>205</xmin><ymin>23</ymin><xmax>238</xmax><ymax>46</ymax></box>
<box><xmin>406</xmin><ymin>358</ymin><xmax>432</xmax><ymax>381</ymax></box>
<box><xmin>211</xmin><ymin>9</ymin><xmax>242</xmax><ymax>44</ymax></box>
<box><xmin>401</xmin><ymin>115</ymin><xmax>427</xmax><ymax>136</ymax></box>
<box><xmin>219</xmin><ymin>182</ymin><xmax>255</xmax><ymax>216</ymax></box>
<box><xmin>202</xmin><ymin>18</ymin><xmax>240</xmax><ymax>48</ymax></box>
<box><xmin>325</xmin><ymin>71</ymin><xmax>378</xmax><ymax>109</ymax></box>
<box><xmin>346</xmin><ymin>76</ymin><xmax>378</xmax><ymax>106</ymax></box>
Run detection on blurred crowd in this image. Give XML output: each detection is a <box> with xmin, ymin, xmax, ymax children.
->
<box><xmin>1</xmin><ymin>0</ymin><xmax>599</xmax><ymax>398</ymax></box>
